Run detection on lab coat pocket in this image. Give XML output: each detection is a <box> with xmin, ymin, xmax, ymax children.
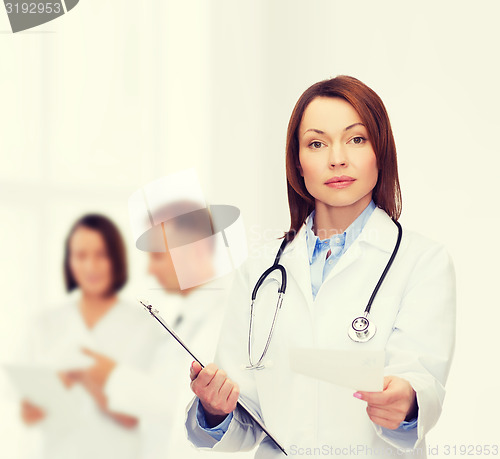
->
<box><xmin>368</xmin><ymin>294</ymin><xmax>402</xmax><ymax>344</ymax></box>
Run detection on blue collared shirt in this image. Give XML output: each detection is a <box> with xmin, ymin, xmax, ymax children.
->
<box><xmin>305</xmin><ymin>199</ymin><xmax>376</xmax><ymax>300</ymax></box>
<box><xmin>196</xmin><ymin>199</ymin><xmax>417</xmax><ymax>437</ymax></box>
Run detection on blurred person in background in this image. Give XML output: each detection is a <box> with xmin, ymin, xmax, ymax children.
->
<box><xmin>20</xmin><ymin>214</ymin><xmax>165</xmax><ymax>459</ymax></box>
<box><xmin>66</xmin><ymin>204</ymin><xmax>255</xmax><ymax>458</ymax></box>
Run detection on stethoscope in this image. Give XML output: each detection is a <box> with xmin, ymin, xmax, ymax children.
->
<box><xmin>246</xmin><ymin>218</ymin><xmax>402</xmax><ymax>370</ymax></box>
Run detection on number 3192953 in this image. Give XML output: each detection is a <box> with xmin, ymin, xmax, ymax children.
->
<box><xmin>5</xmin><ymin>3</ymin><xmax>62</xmax><ymax>14</ymax></box>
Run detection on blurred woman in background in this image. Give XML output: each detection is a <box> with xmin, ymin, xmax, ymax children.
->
<box><xmin>21</xmin><ymin>214</ymin><xmax>164</xmax><ymax>459</ymax></box>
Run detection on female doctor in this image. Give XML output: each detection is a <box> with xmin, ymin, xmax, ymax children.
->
<box><xmin>185</xmin><ymin>75</ymin><xmax>456</xmax><ymax>458</ymax></box>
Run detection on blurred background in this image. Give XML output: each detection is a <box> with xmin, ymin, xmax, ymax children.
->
<box><xmin>1</xmin><ymin>0</ymin><xmax>499</xmax><ymax>457</ymax></box>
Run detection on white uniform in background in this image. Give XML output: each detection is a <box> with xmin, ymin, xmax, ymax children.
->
<box><xmin>185</xmin><ymin>206</ymin><xmax>456</xmax><ymax>458</ymax></box>
<box><xmin>22</xmin><ymin>293</ymin><xmax>165</xmax><ymax>459</ymax></box>
<box><xmin>105</xmin><ymin>275</ymin><xmax>256</xmax><ymax>459</ymax></box>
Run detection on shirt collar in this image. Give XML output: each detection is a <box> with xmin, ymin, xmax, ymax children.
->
<box><xmin>305</xmin><ymin>199</ymin><xmax>377</xmax><ymax>263</ymax></box>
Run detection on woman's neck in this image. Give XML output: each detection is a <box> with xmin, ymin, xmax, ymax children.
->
<box><xmin>314</xmin><ymin>195</ymin><xmax>372</xmax><ymax>240</ymax></box>
<box><xmin>79</xmin><ymin>292</ymin><xmax>117</xmax><ymax>329</ymax></box>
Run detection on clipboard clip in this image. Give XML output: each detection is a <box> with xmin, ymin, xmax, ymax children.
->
<box><xmin>139</xmin><ymin>299</ymin><xmax>157</xmax><ymax>314</ymax></box>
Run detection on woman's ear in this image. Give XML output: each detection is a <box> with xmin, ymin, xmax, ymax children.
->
<box><xmin>297</xmin><ymin>162</ymin><xmax>304</xmax><ymax>177</ymax></box>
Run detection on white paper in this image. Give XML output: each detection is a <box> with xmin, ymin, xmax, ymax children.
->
<box><xmin>3</xmin><ymin>364</ymin><xmax>90</xmax><ymax>436</ymax></box>
<box><xmin>3</xmin><ymin>364</ymin><xmax>80</xmax><ymax>414</ymax></box>
<box><xmin>289</xmin><ymin>348</ymin><xmax>385</xmax><ymax>392</ymax></box>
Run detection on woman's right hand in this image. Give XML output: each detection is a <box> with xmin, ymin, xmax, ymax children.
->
<box><xmin>21</xmin><ymin>399</ymin><xmax>46</xmax><ymax>425</ymax></box>
<box><xmin>189</xmin><ymin>361</ymin><xmax>239</xmax><ymax>428</ymax></box>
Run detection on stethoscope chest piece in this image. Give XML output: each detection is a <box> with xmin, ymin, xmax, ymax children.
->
<box><xmin>348</xmin><ymin>314</ymin><xmax>377</xmax><ymax>343</ymax></box>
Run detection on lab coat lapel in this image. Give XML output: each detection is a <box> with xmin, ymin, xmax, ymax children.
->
<box><xmin>277</xmin><ymin>207</ymin><xmax>398</xmax><ymax>308</ymax></box>
<box><xmin>280</xmin><ymin>225</ymin><xmax>314</xmax><ymax>309</ymax></box>
<box><xmin>322</xmin><ymin>241</ymin><xmax>364</xmax><ymax>286</ymax></box>
<box><xmin>321</xmin><ymin>206</ymin><xmax>399</xmax><ymax>286</ymax></box>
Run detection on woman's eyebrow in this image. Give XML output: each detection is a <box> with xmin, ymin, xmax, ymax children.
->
<box><xmin>303</xmin><ymin>128</ymin><xmax>325</xmax><ymax>136</ymax></box>
<box><xmin>303</xmin><ymin>123</ymin><xmax>366</xmax><ymax>137</ymax></box>
<box><xmin>344</xmin><ymin>122</ymin><xmax>365</xmax><ymax>131</ymax></box>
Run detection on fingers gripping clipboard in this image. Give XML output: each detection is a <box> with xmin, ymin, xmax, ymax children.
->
<box><xmin>138</xmin><ymin>300</ymin><xmax>287</xmax><ymax>456</ymax></box>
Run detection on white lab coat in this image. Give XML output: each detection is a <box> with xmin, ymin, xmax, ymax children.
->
<box><xmin>21</xmin><ymin>294</ymin><xmax>166</xmax><ymax>459</ymax></box>
<box><xmin>105</xmin><ymin>277</ymin><xmax>256</xmax><ymax>459</ymax></box>
<box><xmin>185</xmin><ymin>206</ymin><xmax>456</xmax><ymax>458</ymax></box>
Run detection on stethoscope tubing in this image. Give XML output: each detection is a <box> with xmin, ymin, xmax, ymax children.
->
<box><xmin>247</xmin><ymin>217</ymin><xmax>403</xmax><ymax>365</ymax></box>
<box><xmin>363</xmin><ymin>218</ymin><xmax>402</xmax><ymax>315</ymax></box>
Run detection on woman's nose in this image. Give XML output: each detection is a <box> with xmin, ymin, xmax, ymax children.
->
<box><xmin>328</xmin><ymin>145</ymin><xmax>347</xmax><ymax>167</ymax></box>
<box><xmin>84</xmin><ymin>256</ymin><xmax>101</xmax><ymax>272</ymax></box>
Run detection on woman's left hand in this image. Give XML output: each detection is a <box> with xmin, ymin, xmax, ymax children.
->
<box><xmin>64</xmin><ymin>348</ymin><xmax>138</xmax><ymax>429</ymax></box>
<box><xmin>353</xmin><ymin>375</ymin><xmax>418</xmax><ymax>430</ymax></box>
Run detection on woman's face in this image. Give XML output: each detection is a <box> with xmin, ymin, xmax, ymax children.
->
<box><xmin>298</xmin><ymin>96</ymin><xmax>378</xmax><ymax>214</ymax></box>
<box><xmin>69</xmin><ymin>226</ymin><xmax>113</xmax><ymax>297</ymax></box>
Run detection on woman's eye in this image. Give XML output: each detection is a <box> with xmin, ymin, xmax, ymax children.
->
<box><xmin>350</xmin><ymin>136</ymin><xmax>366</xmax><ymax>145</ymax></box>
<box><xmin>309</xmin><ymin>141</ymin><xmax>323</xmax><ymax>149</ymax></box>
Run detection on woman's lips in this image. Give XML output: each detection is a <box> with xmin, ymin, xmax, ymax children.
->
<box><xmin>325</xmin><ymin>179</ymin><xmax>356</xmax><ymax>189</ymax></box>
<box><xmin>85</xmin><ymin>277</ymin><xmax>105</xmax><ymax>284</ymax></box>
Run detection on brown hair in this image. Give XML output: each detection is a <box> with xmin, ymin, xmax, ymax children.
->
<box><xmin>284</xmin><ymin>75</ymin><xmax>402</xmax><ymax>241</ymax></box>
<box><xmin>64</xmin><ymin>214</ymin><xmax>128</xmax><ymax>295</ymax></box>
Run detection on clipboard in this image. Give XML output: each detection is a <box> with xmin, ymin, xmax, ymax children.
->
<box><xmin>138</xmin><ymin>299</ymin><xmax>287</xmax><ymax>456</ymax></box>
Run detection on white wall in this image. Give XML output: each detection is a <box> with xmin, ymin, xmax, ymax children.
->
<box><xmin>1</xmin><ymin>0</ymin><xmax>499</xmax><ymax>456</ymax></box>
